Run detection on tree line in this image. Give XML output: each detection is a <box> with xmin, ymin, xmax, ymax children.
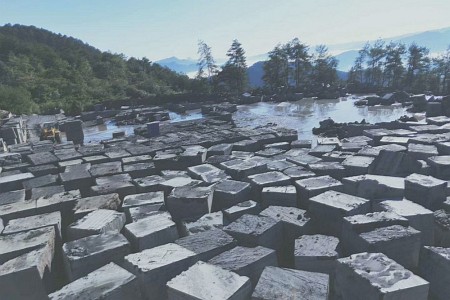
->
<box><xmin>348</xmin><ymin>40</ymin><xmax>450</xmax><ymax>95</ymax></box>
<box><xmin>0</xmin><ymin>24</ymin><xmax>204</xmax><ymax>115</ymax></box>
<box><xmin>197</xmin><ymin>38</ymin><xmax>340</xmax><ymax>97</ymax></box>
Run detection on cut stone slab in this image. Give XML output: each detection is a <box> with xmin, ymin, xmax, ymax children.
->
<box><xmin>342</xmin><ymin>174</ymin><xmax>404</xmax><ymax>200</ymax></box>
<box><xmin>433</xmin><ymin>210</ymin><xmax>450</xmax><ymax>247</ymax></box>
<box><xmin>408</xmin><ymin>143</ymin><xmax>439</xmax><ymax>160</ymax></box>
<box><xmin>62</xmin><ymin>233</ymin><xmax>131</xmax><ymax>281</ymax></box>
<box><xmin>322</xmin><ymin>151</ymin><xmax>355</xmax><ymax>162</ymax></box>
<box><xmin>309</xmin><ymin>144</ymin><xmax>336</xmax><ymax>157</ymax></box>
<box><xmin>252</xmin><ymin>266</ymin><xmax>329</xmax><ymax>300</ymax></box>
<box><xmin>3</xmin><ymin>211</ymin><xmax>61</xmax><ymax>239</ymax></box>
<box><xmin>22</xmin><ymin>174</ymin><xmax>58</xmax><ymax>192</ymax></box>
<box><xmin>286</xmin><ymin>154</ymin><xmax>322</xmax><ymax>167</ymax></box>
<box><xmin>133</xmin><ymin>175</ymin><xmax>165</xmax><ymax>192</ymax></box>
<box><xmin>223</xmin><ymin>200</ymin><xmax>261</xmax><ymax>223</ymax></box>
<box><xmin>54</xmin><ymin>149</ymin><xmax>82</xmax><ymax>162</ymax></box>
<box><xmin>208</xmin><ymin>245</ymin><xmax>277</xmax><ymax>287</ymax></box>
<box><xmin>375</xmin><ymin>199</ymin><xmax>434</xmax><ymax>246</ymax></box>
<box><xmin>291</xmin><ymin>139</ymin><xmax>312</xmax><ymax>149</ymax></box>
<box><xmin>26</xmin><ymin>152</ymin><xmax>59</xmax><ymax>166</ymax></box>
<box><xmin>123</xmin><ymin>162</ymin><xmax>156</xmax><ymax>179</ymax></box>
<box><xmin>66</xmin><ymin>209</ymin><xmax>126</xmax><ymax>241</ymax></box>
<box><xmin>123</xmin><ymin>243</ymin><xmax>198</xmax><ymax>299</ymax></box>
<box><xmin>294</xmin><ymin>234</ymin><xmax>340</xmax><ymax>274</ymax></box>
<box><xmin>91</xmin><ymin>174</ymin><xmax>136</xmax><ymax>199</ymax></box>
<box><xmin>82</xmin><ymin>155</ymin><xmax>110</xmax><ymax>165</ymax></box>
<box><xmin>261</xmin><ymin>185</ymin><xmax>297</xmax><ymax>208</ymax></box>
<box><xmin>122</xmin><ymin>191</ymin><xmax>164</xmax><ymax>221</ymax></box>
<box><xmin>405</xmin><ymin>173</ymin><xmax>447</xmax><ymax>210</ymax></box>
<box><xmin>0</xmin><ymin>227</ymin><xmax>55</xmax><ymax>264</ymax></box>
<box><xmin>332</xmin><ymin>252</ymin><xmax>429</xmax><ymax>300</ymax></box>
<box><xmin>248</xmin><ymin>171</ymin><xmax>291</xmax><ymax>199</ymax></box>
<box><xmin>282</xmin><ymin>166</ymin><xmax>315</xmax><ymax>181</ymax></box>
<box><xmin>266</xmin><ymin>160</ymin><xmax>296</xmax><ymax>172</ymax></box>
<box><xmin>309</xmin><ymin>191</ymin><xmax>371</xmax><ymax>236</ymax></box>
<box><xmin>166</xmin><ymin>186</ymin><xmax>212</xmax><ymax>221</ymax></box>
<box><xmin>72</xmin><ymin>193</ymin><xmax>121</xmax><ymax>220</ymax></box>
<box><xmin>89</xmin><ymin>161</ymin><xmax>122</xmax><ymax>177</ymax></box>
<box><xmin>0</xmin><ymin>172</ymin><xmax>34</xmax><ymax>192</ymax></box>
<box><xmin>180</xmin><ymin>211</ymin><xmax>224</xmax><ymax>236</ymax></box>
<box><xmin>351</xmin><ymin>225</ymin><xmax>421</xmax><ymax>269</ymax></box>
<box><xmin>220</xmin><ymin>159</ymin><xmax>267</xmax><ymax>180</ymax></box>
<box><xmin>49</xmin><ymin>263</ymin><xmax>142</xmax><ymax>300</ymax></box>
<box><xmin>380</xmin><ymin>135</ymin><xmax>410</xmax><ymax>146</ymax></box>
<box><xmin>419</xmin><ymin>246</ymin><xmax>450</xmax><ymax>300</ymax></box>
<box><xmin>175</xmin><ymin>229</ymin><xmax>236</xmax><ymax>261</ymax></box>
<box><xmin>59</xmin><ymin>165</ymin><xmax>93</xmax><ymax>192</ymax></box>
<box><xmin>255</xmin><ymin>147</ymin><xmax>285</xmax><ymax>158</ymax></box>
<box><xmin>104</xmin><ymin>149</ymin><xmax>131</xmax><ymax>161</ymax></box>
<box><xmin>342</xmin><ymin>155</ymin><xmax>375</xmax><ymax>176</ymax></box>
<box><xmin>31</xmin><ymin>185</ymin><xmax>65</xmax><ymax>200</ymax></box>
<box><xmin>295</xmin><ymin>175</ymin><xmax>344</xmax><ymax>208</ymax></box>
<box><xmin>207</xmin><ymin>143</ymin><xmax>233</xmax><ymax>157</ymax></box>
<box><xmin>167</xmin><ymin>261</ymin><xmax>252</xmax><ymax>300</ymax></box>
<box><xmin>122</xmin><ymin>154</ymin><xmax>153</xmax><ymax>165</ymax></box>
<box><xmin>159</xmin><ymin>176</ymin><xmax>202</xmax><ymax>196</ymax></box>
<box><xmin>427</xmin><ymin>155</ymin><xmax>450</xmax><ymax>180</ymax></box>
<box><xmin>308</xmin><ymin>161</ymin><xmax>346</xmax><ymax>179</ymax></box>
<box><xmin>341</xmin><ymin>212</ymin><xmax>409</xmax><ymax>255</ymax></box>
<box><xmin>223</xmin><ymin>214</ymin><xmax>282</xmax><ymax>250</ymax></box>
<box><xmin>358</xmin><ymin>144</ymin><xmax>407</xmax><ymax>157</ymax></box>
<box><xmin>0</xmin><ymin>189</ymin><xmax>25</xmax><ymax>205</ymax></box>
<box><xmin>35</xmin><ymin>190</ymin><xmax>81</xmax><ymax>227</ymax></box>
<box><xmin>212</xmin><ymin>179</ymin><xmax>251</xmax><ymax>211</ymax></box>
<box><xmin>123</xmin><ymin>212</ymin><xmax>178</xmax><ymax>251</ymax></box>
<box><xmin>27</xmin><ymin>164</ymin><xmax>59</xmax><ymax>177</ymax></box>
<box><xmin>187</xmin><ymin>163</ymin><xmax>228</xmax><ymax>184</ymax></box>
<box><xmin>0</xmin><ymin>245</ymin><xmax>54</xmax><ymax>300</ymax></box>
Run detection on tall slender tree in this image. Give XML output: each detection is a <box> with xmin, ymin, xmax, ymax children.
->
<box><xmin>263</xmin><ymin>45</ymin><xmax>289</xmax><ymax>92</ymax></box>
<box><xmin>287</xmin><ymin>38</ymin><xmax>310</xmax><ymax>91</ymax></box>
<box><xmin>311</xmin><ymin>45</ymin><xmax>338</xmax><ymax>86</ymax></box>
<box><xmin>218</xmin><ymin>39</ymin><xmax>248</xmax><ymax>95</ymax></box>
<box><xmin>196</xmin><ymin>40</ymin><xmax>217</xmax><ymax>82</ymax></box>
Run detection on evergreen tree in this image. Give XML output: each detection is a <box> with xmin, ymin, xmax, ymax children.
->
<box><xmin>263</xmin><ymin>45</ymin><xmax>289</xmax><ymax>92</ymax></box>
<box><xmin>218</xmin><ymin>39</ymin><xmax>248</xmax><ymax>95</ymax></box>
<box><xmin>196</xmin><ymin>40</ymin><xmax>217</xmax><ymax>82</ymax></box>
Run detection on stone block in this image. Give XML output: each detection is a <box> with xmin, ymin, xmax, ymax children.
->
<box><xmin>248</xmin><ymin>171</ymin><xmax>291</xmax><ymax>199</ymax></box>
<box><xmin>309</xmin><ymin>191</ymin><xmax>370</xmax><ymax>236</ymax></box>
<box><xmin>287</xmin><ymin>154</ymin><xmax>322</xmax><ymax>167</ymax></box>
<box><xmin>0</xmin><ymin>227</ymin><xmax>55</xmax><ymax>264</ymax></box>
<box><xmin>351</xmin><ymin>225</ymin><xmax>421</xmax><ymax>269</ymax></box>
<box><xmin>408</xmin><ymin>143</ymin><xmax>439</xmax><ymax>160</ymax></box>
<box><xmin>212</xmin><ymin>179</ymin><xmax>251</xmax><ymax>211</ymax></box>
<box><xmin>3</xmin><ymin>211</ymin><xmax>61</xmax><ymax>239</ymax></box>
<box><xmin>331</xmin><ymin>252</ymin><xmax>428</xmax><ymax>300</ymax></box>
<box><xmin>123</xmin><ymin>162</ymin><xmax>156</xmax><ymax>179</ymax></box>
<box><xmin>91</xmin><ymin>174</ymin><xmax>136</xmax><ymax>199</ymax></box>
<box><xmin>433</xmin><ymin>210</ymin><xmax>450</xmax><ymax>247</ymax></box>
<box><xmin>295</xmin><ymin>176</ymin><xmax>344</xmax><ymax>208</ymax></box>
<box><xmin>252</xmin><ymin>266</ymin><xmax>329</xmax><ymax>300</ymax></box>
<box><xmin>122</xmin><ymin>191</ymin><xmax>164</xmax><ymax>222</ymax></box>
<box><xmin>67</xmin><ymin>209</ymin><xmax>126</xmax><ymax>241</ymax></box>
<box><xmin>49</xmin><ymin>263</ymin><xmax>142</xmax><ymax>299</ymax></box>
<box><xmin>0</xmin><ymin>172</ymin><xmax>34</xmax><ymax>192</ymax></box>
<box><xmin>167</xmin><ymin>261</ymin><xmax>251</xmax><ymax>300</ymax></box>
<box><xmin>261</xmin><ymin>185</ymin><xmax>297</xmax><ymax>208</ymax></box>
<box><xmin>31</xmin><ymin>185</ymin><xmax>65</xmax><ymax>201</ymax></box>
<box><xmin>166</xmin><ymin>186</ymin><xmax>212</xmax><ymax>221</ymax></box>
<box><xmin>180</xmin><ymin>211</ymin><xmax>224</xmax><ymax>236</ymax></box>
<box><xmin>59</xmin><ymin>165</ymin><xmax>93</xmax><ymax>192</ymax></box>
<box><xmin>282</xmin><ymin>166</ymin><xmax>315</xmax><ymax>180</ymax></box>
<box><xmin>123</xmin><ymin>243</ymin><xmax>198</xmax><ymax>299</ymax></box>
<box><xmin>223</xmin><ymin>200</ymin><xmax>261</xmax><ymax>223</ymax></box>
<box><xmin>294</xmin><ymin>234</ymin><xmax>340</xmax><ymax>274</ymax></box>
<box><xmin>175</xmin><ymin>229</ymin><xmax>236</xmax><ymax>261</ymax></box>
<box><xmin>62</xmin><ymin>233</ymin><xmax>130</xmax><ymax>281</ymax></box>
<box><xmin>309</xmin><ymin>144</ymin><xmax>336</xmax><ymax>157</ymax></box>
<box><xmin>207</xmin><ymin>143</ymin><xmax>233</xmax><ymax>157</ymax></box>
<box><xmin>220</xmin><ymin>159</ymin><xmax>267</xmax><ymax>180</ymax></box>
<box><xmin>342</xmin><ymin>174</ymin><xmax>404</xmax><ymax>200</ymax></box>
<box><xmin>54</xmin><ymin>149</ymin><xmax>82</xmax><ymax>162</ymax></box>
<box><xmin>133</xmin><ymin>175</ymin><xmax>165</xmax><ymax>192</ymax></box>
<box><xmin>375</xmin><ymin>199</ymin><xmax>434</xmax><ymax>245</ymax></box>
<box><xmin>89</xmin><ymin>161</ymin><xmax>122</xmax><ymax>178</ymax></box>
<box><xmin>27</xmin><ymin>164</ymin><xmax>59</xmax><ymax>177</ymax></box>
<box><xmin>342</xmin><ymin>155</ymin><xmax>375</xmax><ymax>176</ymax></box>
<box><xmin>427</xmin><ymin>155</ymin><xmax>450</xmax><ymax>180</ymax></box>
<box><xmin>187</xmin><ymin>163</ymin><xmax>228</xmax><ymax>183</ymax></box>
<box><xmin>0</xmin><ymin>246</ymin><xmax>54</xmax><ymax>300</ymax></box>
<box><xmin>0</xmin><ymin>189</ymin><xmax>25</xmax><ymax>205</ymax></box>
<box><xmin>72</xmin><ymin>193</ymin><xmax>121</xmax><ymax>220</ymax></box>
<box><xmin>26</xmin><ymin>152</ymin><xmax>59</xmax><ymax>166</ymax></box>
<box><xmin>22</xmin><ymin>174</ymin><xmax>58</xmax><ymax>193</ymax></box>
<box><xmin>82</xmin><ymin>155</ymin><xmax>110</xmax><ymax>165</ymax></box>
<box><xmin>209</xmin><ymin>245</ymin><xmax>277</xmax><ymax>287</ymax></box>
<box><xmin>308</xmin><ymin>161</ymin><xmax>346</xmax><ymax>179</ymax></box>
<box><xmin>419</xmin><ymin>246</ymin><xmax>450</xmax><ymax>300</ymax></box>
<box><xmin>223</xmin><ymin>214</ymin><xmax>282</xmax><ymax>250</ymax></box>
<box><xmin>341</xmin><ymin>212</ymin><xmax>409</xmax><ymax>255</ymax></box>
<box><xmin>123</xmin><ymin>212</ymin><xmax>178</xmax><ymax>251</ymax></box>
<box><xmin>405</xmin><ymin>173</ymin><xmax>447</xmax><ymax>210</ymax></box>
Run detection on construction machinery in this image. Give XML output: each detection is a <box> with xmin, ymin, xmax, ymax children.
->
<box><xmin>40</xmin><ymin>122</ymin><xmax>61</xmax><ymax>143</ymax></box>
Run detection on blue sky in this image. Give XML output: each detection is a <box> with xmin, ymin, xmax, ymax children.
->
<box><xmin>1</xmin><ymin>0</ymin><xmax>450</xmax><ymax>61</ymax></box>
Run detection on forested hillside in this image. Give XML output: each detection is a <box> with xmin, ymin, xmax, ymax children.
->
<box><xmin>0</xmin><ymin>24</ymin><xmax>201</xmax><ymax>115</ymax></box>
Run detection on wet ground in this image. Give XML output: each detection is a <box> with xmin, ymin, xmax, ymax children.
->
<box><xmin>79</xmin><ymin>96</ymin><xmax>412</xmax><ymax>143</ymax></box>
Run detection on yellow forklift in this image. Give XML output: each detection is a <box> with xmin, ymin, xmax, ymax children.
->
<box><xmin>40</xmin><ymin>122</ymin><xmax>61</xmax><ymax>143</ymax></box>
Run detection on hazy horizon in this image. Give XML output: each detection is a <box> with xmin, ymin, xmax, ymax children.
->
<box><xmin>2</xmin><ymin>0</ymin><xmax>450</xmax><ymax>61</ymax></box>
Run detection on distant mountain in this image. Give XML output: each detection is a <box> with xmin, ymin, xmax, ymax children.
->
<box><xmin>155</xmin><ymin>56</ymin><xmax>198</xmax><ymax>74</ymax></box>
<box><xmin>158</xmin><ymin>26</ymin><xmax>450</xmax><ymax>86</ymax></box>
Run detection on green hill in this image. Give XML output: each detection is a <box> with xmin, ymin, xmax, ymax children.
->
<box><xmin>0</xmin><ymin>24</ymin><xmax>201</xmax><ymax>115</ymax></box>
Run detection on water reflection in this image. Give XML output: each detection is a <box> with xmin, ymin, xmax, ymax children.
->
<box><xmin>233</xmin><ymin>96</ymin><xmax>411</xmax><ymax>139</ymax></box>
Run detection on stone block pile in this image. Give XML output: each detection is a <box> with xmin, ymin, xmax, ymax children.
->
<box><xmin>1</xmin><ymin>115</ymin><xmax>450</xmax><ymax>299</ymax></box>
